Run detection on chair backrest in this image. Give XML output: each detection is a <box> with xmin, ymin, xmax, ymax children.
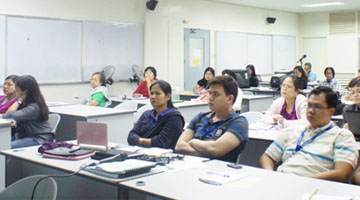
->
<box><xmin>0</xmin><ymin>175</ymin><xmax>57</xmax><ymax>200</ymax></box>
<box><xmin>48</xmin><ymin>113</ymin><xmax>61</xmax><ymax>134</ymax></box>
<box><xmin>114</xmin><ymin>101</ymin><xmax>137</xmax><ymax>111</ymax></box>
<box><xmin>240</xmin><ymin>111</ymin><xmax>263</xmax><ymax>124</ymax></box>
<box><xmin>133</xmin><ymin>103</ymin><xmax>153</xmax><ymax>122</ymax></box>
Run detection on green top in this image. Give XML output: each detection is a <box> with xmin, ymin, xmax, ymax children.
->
<box><xmin>84</xmin><ymin>92</ymin><xmax>108</xmax><ymax>107</ymax></box>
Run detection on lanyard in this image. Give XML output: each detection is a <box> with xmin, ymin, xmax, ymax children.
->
<box><xmin>201</xmin><ymin>115</ymin><xmax>237</xmax><ymax>140</ymax></box>
<box><xmin>295</xmin><ymin>125</ymin><xmax>333</xmax><ymax>152</ymax></box>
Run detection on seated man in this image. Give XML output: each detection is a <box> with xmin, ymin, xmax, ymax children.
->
<box><xmin>175</xmin><ymin>75</ymin><xmax>248</xmax><ymax>162</ymax></box>
<box><xmin>259</xmin><ymin>86</ymin><xmax>358</xmax><ymax>182</ymax></box>
<box><xmin>304</xmin><ymin>62</ymin><xmax>317</xmax><ymax>82</ymax></box>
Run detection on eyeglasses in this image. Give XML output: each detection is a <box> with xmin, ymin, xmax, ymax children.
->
<box><xmin>349</xmin><ymin>91</ymin><xmax>360</xmax><ymax>96</ymax></box>
<box><xmin>307</xmin><ymin>104</ymin><xmax>329</xmax><ymax>112</ymax></box>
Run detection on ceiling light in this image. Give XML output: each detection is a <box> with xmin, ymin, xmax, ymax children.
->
<box><xmin>302</xmin><ymin>2</ymin><xmax>345</xmax><ymax>8</ymax></box>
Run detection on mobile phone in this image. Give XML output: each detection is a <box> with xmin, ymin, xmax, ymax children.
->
<box><xmin>227</xmin><ymin>163</ymin><xmax>242</xmax><ymax>169</ymax></box>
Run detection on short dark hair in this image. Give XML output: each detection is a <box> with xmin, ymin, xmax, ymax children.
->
<box><xmin>208</xmin><ymin>75</ymin><xmax>238</xmax><ymax>104</ymax></box>
<box><xmin>309</xmin><ymin>86</ymin><xmax>338</xmax><ymax>108</ymax></box>
<box><xmin>150</xmin><ymin>80</ymin><xmax>174</xmax><ymax>109</ymax></box>
<box><xmin>324</xmin><ymin>67</ymin><xmax>335</xmax><ymax>77</ymax></box>
<box><xmin>92</xmin><ymin>72</ymin><xmax>106</xmax><ymax>86</ymax></box>
<box><xmin>285</xmin><ymin>75</ymin><xmax>302</xmax><ymax>91</ymax></box>
<box><xmin>144</xmin><ymin>66</ymin><xmax>157</xmax><ymax>78</ymax></box>
<box><xmin>221</xmin><ymin>69</ymin><xmax>237</xmax><ymax>81</ymax></box>
<box><xmin>351</xmin><ymin>79</ymin><xmax>360</xmax><ymax>88</ymax></box>
<box><xmin>5</xmin><ymin>75</ymin><xmax>19</xmax><ymax>83</ymax></box>
<box><xmin>304</xmin><ymin>63</ymin><xmax>312</xmax><ymax>69</ymax></box>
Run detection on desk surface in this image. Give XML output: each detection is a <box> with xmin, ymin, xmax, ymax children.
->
<box><xmin>49</xmin><ymin>104</ymin><xmax>134</xmax><ymax>118</ymax></box>
<box><xmin>243</xmin><ymin>94</ymin><xmax>273</xmax><ymax>100</ymax></box>
<box><xmin>0</xmin><ymin>119</ymin><xmax>11</xmax><ymax>128</ymax></box>
<box><xmin>123</xmin><ymin>159</ymin><xmax>360</xmax><ymax>200</ymax></box>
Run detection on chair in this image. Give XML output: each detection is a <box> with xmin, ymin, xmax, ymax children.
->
<box><xmin>48</xmin><ymin>114</ymin><xmax>61</xmax><ymax>134</ymax></box>
<box><xmin>0</xmin><ymin>175</ymin><xmax>57</xmax><ymax>200</ymax></box>
<box><xmin>240</xmin><ymin>111</ymin><xmax>263</xmax><ymax>124</ymax></box>
<box><xmin>114</xmin><ymin>101</ymin><xmax>137</xmax><ymax>111</ymax></box>
<box><xmin>133</xmin><ymin>103</ymin><xmax>153</xmax><ymax>122</ymax></box>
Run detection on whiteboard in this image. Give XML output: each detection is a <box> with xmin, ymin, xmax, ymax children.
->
<box><xmin>216</xmin><ymin>31</ymin><xmax>247</xmax><ymax>74</ymax></box>
<box><xmin>247</xmin><ymin>34</ymin><xmax>272</xmax><ymax>74</ymax></box>
<box><xmin>7</xmin><ymin>17</ymin><xmax>82</xmax><ymax>83</ymax></box>
<box><xmin>272</xmin><ymin>35</ymin><xmax>296</xmax><ymax>72</ymax></box>
<box><xmin>82</xmin><ymin>22</ymin><xmax>143</xmax><ymax>81</ymax></box>
<box><xmin>0</xmin><ymin>16</ymin><xmax>5</xmax><ymax>82</ymax></box>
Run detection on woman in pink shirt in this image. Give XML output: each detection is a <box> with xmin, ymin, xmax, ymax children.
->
<box><xmin>0</xmin><ymin>75</ymin><xmax>19</xmax><ymax>114</ymax></box>
<box><xmin>263</xmin><ymin>75</ymin><xmax>308</xmax><ymax>128</ymax></box>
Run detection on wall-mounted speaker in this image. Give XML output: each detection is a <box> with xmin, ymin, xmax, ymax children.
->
<box><xmin>266</xmin><ymin>17</ymin><xmax>276</xmax><ymax>24</ymax></box>
<box><xmin>146</xmin><ymin>0</ymin><xmax>158</xmax><ymax>11</ymax></box>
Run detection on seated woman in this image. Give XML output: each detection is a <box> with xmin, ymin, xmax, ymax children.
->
<box><xmin>193</xmin><ymin>67</ymin><xmax>215</xmax><ymax>94</ymax></box>
<box><xmin>128</xmin><ymin>80</ymin><xmax>185</xmax><ymax>149</ymax></box>
<box><xmin>0</xmin><ymin>75</ymin><xmax>53</xmax><ymax>149</ymax></box>
<box><xmin>346</xmin><ymin>69</ymin><xmax>360</xmax><ymax>90</ymax></box>
<box><xmin>133</xmin><ymin>66</ymin><xmax>157</xmax><ymax>98</ymax></box>
<box><xmin>343</xmin><ymin>80</ymin><xmax>360</xmax><ymax>129</ymax></box>
<box><xmin>263</xmin><ymin>75</ymin><xmax>308</xmax><ymax>128</ymax></box>
<box><xmin>222</xmin><ymin>69</ymin><xmax>243</xmax><ymax>113</ymax></box>
<box><xmin>0</xmin><ymin>75</ymin><xmax>19</xmax><ymax>113</ymax></box>
<box><xmin>319</xmin><ymin>67</ymin><xmax>341</xmax><ymax>94</ymax></box>
<box><xmin>293</xmin><ymin>66</ymin><xmax>308</xmax><ymax>89</ymax></box>
<box><xmin>83</xmin><ymin>72</ymin><xmax>111</xmax><ymax>107</ymax></box>
<box><xmin>246</xmin><ymin>64</ymin><xmax>259</xmax><ymax>87</ymax></box>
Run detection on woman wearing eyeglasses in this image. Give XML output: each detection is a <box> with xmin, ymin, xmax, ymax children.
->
<box><xmin>263</xmin><ymin>75</ymin><xmax>308</xmax><ymax>128</ymax></box>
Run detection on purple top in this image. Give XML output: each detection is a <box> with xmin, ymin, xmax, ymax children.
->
<box><xmin>0</xmin><ymin>95</ymin><xmax>16</xmax><ymax>114</ymax></box>
<box><xmin>280</xmin><ymin>102</ymin><xmax>297</xmax><ymax>120</ymax></box>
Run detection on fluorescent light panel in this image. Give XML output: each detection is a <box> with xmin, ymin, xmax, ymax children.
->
<box><xmin>302</xmin><ymin>2</ymin><xmax>345</xmax><ymax>8</ymax></box>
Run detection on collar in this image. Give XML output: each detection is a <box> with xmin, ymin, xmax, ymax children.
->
<box><xmin>206</xmin><ymin>110</ymin><xmax>236</xmax><ymax>124</ymax></box>
<box><xmin>306</xmin><ymin>122</ymin><xmax>333</xmax><ymax>135</ymax></box>
<box><xmin>150</xmin><ymin>108</ymin><xmax>172</xmax><ymax>120</ymax></box>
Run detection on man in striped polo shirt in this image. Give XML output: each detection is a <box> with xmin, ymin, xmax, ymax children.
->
<box><xmin>259</xmin><ymin>86</ymin><xmax>358</xmax><ymax>182</ymax></box>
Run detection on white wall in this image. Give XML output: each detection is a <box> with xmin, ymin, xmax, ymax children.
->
<box><xmin>145</xmin><ymin>0</ymin><xmax>300</xmax><ymax>90</ymax></box>
<box><xmin>299</xmin><ymin>12</ymin><xmax>359</xmax><ymax>81</ymax></box>
<box><xmin>0</xmin><ymin>0</ymin><xmax>301</xmax><ymax>101</ymax></box>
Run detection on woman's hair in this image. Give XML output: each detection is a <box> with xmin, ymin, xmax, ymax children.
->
<box><xmin>203</xmin><ymin>67</ymin><xmax>215</xmax><ymax>78</ymax></box>
<box><xmin>16</xmin><ymin>75</ymin><xmax>49</xmax><ymax>121</ymax></box>
<box><xmin>351</xmin><ymin>79</ymin><xmax>360</xmax><ymax>88</ymax></box>
<box><xmin>285</xmin><ymin>75</ymin><xmax>302</xmax><ymax>91</ymax></box>
<box><xmin>221</xmin><ymin>69</ymin><xmax>237</xmax><ymax>81</ymax></box>
<box><xmin>246</xmin><ymin>64</ymin><xmax>256</xmax><ymax>78</ymax></box>
<box><xmin>293</xmin><ymin>66</ymin><xmax>307</xmax><ymax>78</ymax></box>
<box><xmin>324</xmin><ymin>67</ymin><xmax>335</xmax><ymax>77</ymax></box>
<box><xmin>5</xmin><ymin>75</ymin><xmax>19</xmax><ymax>83</ymax></box>
<box><xmin>92</xmin><ymin>72</ymin><xmax>106</xmax><ymax>86</ymax></box>
<box><xmin>144</xmin><ymin>66</ymin><xmax>157</xmax><ymax>78</ymax></box>
<box><xmin>150</xmin><ymin>80</ymin><xmax>174</xmax><ymax>109</ymax></box>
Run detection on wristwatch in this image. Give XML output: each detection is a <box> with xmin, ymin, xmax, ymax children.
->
<box><xmin>17</xmin><ymin>99</ymin><xmax>22</xmax><ymax>105</ymax></box>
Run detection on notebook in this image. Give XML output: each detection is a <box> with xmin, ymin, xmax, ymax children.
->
<box><xmin>76</xmin><ymin>121</ymin><xmax>108</xmax><ymax>151</ymax></box>
<box><xmin>344</xmin><ymin>110</ymin><xmax>360</xmax><ymax>140</ymax></box>
<box><xmin>85</xmin><ymin>159</ymin><xmax>156</xmax><ymax>178</ymax></box>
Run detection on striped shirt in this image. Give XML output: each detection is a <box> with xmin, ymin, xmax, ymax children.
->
<box><xmin>265</xmin><ymin>122</ymin><xmax>358</xmax><ymax>177</ymax></box>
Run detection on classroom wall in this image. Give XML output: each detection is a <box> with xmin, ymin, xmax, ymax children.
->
<box><xmin>299</xmin><ymin>12</ymin><xmax>359</xmax><ymax>81</ymax></box>
<box><xmin>144</xmin><ymin>0</ymin><xmax>300</xmax><ymax>90</ymax></box>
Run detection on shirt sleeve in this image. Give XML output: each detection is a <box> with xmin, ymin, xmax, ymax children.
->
<box><xmin>127</xmin><ymin>112</ymin><xmax>148</xmax><ymax>145</ymax></box>
<box><xmin>226</xmin><ymin>117</ymin><xmax>248</xmax><ymax>143</ymax></box>
<box><xmin>92</xmin><ymin>92</ymin><xmax>106</xmax><ymax>103</ymax></box>
<box><xmin>333</xmin><ymin>129</ymin><xmax>358</xmax><ymax>168</ymax></box>
<box><xmin>3</xmin><ymin>103</ymin><xmax>39</xmax><ymax>121</ymax></box>
<box><xmin>133</xmin><ymin>81</ymin><xmax>146</xmax><ymax>95</ymax></box>
<box><xmin>186</xmin><ymin>113</ymin><xmax>202</xmax><ymax>131</ymax></box>
<box><xmin>264</xmin><ymin>131</ymin><xmax>288</xmax><ymax>163</ymax></box>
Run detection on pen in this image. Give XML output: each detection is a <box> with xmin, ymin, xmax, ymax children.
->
<box><xmin>309</xmin><ymin>188</ymin><xmax>318</xmax><ymax>200</ymax></box>
<box><xmin>207</xmin><ymin>171</ymin><xmax>230</xmax><ymax>177</ymax></box>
